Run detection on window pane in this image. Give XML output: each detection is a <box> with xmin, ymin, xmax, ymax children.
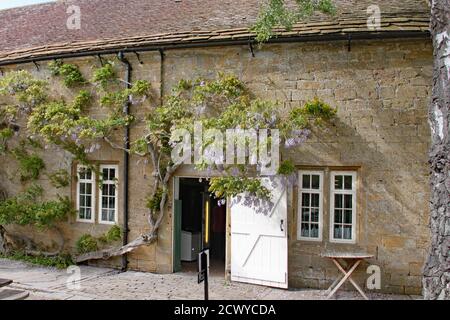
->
<box><xmin>334</xmin><ymin>225</ymin><xmax>343</xmax><ymax>239</ymax></box>
<box><xmin>311</xmin><ymin>175</ymin><xmax>320</xmax><ymax>189</ymax></box>
<box><xmin>344</xmin><ymin>194</ymin><xmax>352</xmax><ymax>209</ymax></box>
<box><xmin>85</xmin><ymin>208</ymin><xmax>91</xmax><ymax>220</ymax></box>
<box><xmin>311</xmin><ymin>208</ymin><xmax>319</xmax><ymax>222</ymax></box>
<box><xmin>335</xmin><ymin>175</ymin><xmax>343</xmax><ymax>189</ymax></box>
<box><xmin>103</xmin><ymin>168</ymin><xmax>109</xmax><ymax>180</ymax></box>
<box><xmin>344</xmin><ymin>175</ymin><xmax>353</xmax><ymax>190</ymax></box>
<box><xmin>311</xmin><ymin>193</ymin><xmax>319</xmax><ymax>207</ymax></box>
<box><xmin>109</xmin><ymin>184</ymin><xmax>116</xmax><ymax>196</ymax></box>
<box><xmin>79</xmin><ymin>167</ymin><xmax>86</xmax><ymax>179</ymax></box>
<box><xmin>80</xmin><ymin>183</ymin><xmax>85</xmax><ymax>194</ymax></box>
<box><xmin>102</xmin><ymin>185</ymin><xmax>108</xmax><ymax>196</ymax></box>
<box><xmin>109</xmin><ymin>196</ymin><xmax>115</xmax><ymax>209</ymax></box>
<box><xmin>108</xmin><ymin>210</ymin><xmax>115</xmax><ymax>222</ymax></box>
<box><xmin>102</xmin><ymin>196</ymin><xmax>108</xmax><ymax>208</ymax></box>
<box><xmin>334</xmin><ymin>209</ymin><xmax>342</xmax><ymax>223</ymax></box>
<box><xmin>302</xmin><ymin>208</ymin><xmax>310</xmax><ymax>222</ymax></box>
<box><xmin>301</xmin><ymin>223</ymin><xmax>310</xmax><ymax>237</ymax></box>
<box><xmin>79</xmin><ymin>208</ymin><xmax>85</xmax><ymax>219</ymax></box>
<box><xmin>85</xmin><ymin>169</ymin><xmax>91</xmax><ymax>180</ymax></box>
<box><xmin>334</xmin><ymin>194</ymin><xmax>343</xmax><ymax>208</ymax></box>
<box><xmin>343</xmin><ymin>225</ymin><xmax>352</xmax><ymax>239</ymax></box>
<box><xmin>302</xmin><ymin>193</ymin><xmax>310</xmax><ymax>207</ymax></box>
<box><xmin>102</xmin><ymin>209</ymin><xmax>108</xmax><ymax>221</ymax></box>
<box><xmin>109</xmin><ymin>168</ymin><xmax>116</xmax><ymax>180</ymax></box>
<box><xmin>310</xmin><ymin>224</ymin><xmax>319</xmax><ymax>238</ymax></box>
<box><xmin>302</xmin><ymin>175</ymin><xmax>310</xmax><ymax>189</ymax></box>
<box><xmin>85</xmin><ymin>196</ymin><xmax>91</xmax><ymax>207</ymax></box>
<box><xmin>86</xmin><ymin>183</ymin><xmax>92</xmax><ymax>194</ymax></box>
<box><xmin>344</xmin><ymin>210</ymin><xmax>352</xmax><ymax>224</ymax></box>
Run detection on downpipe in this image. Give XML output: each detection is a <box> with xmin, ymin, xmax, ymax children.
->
<box><xmin>117</xmin><ymin>52</ymin><xmax>131</xmax><ymax>271</ymax></box>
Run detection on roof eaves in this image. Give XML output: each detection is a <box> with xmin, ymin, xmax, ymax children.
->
<box><xmin>0</xmin><ymin>17</ymin><xmax>430</xmax><ymax>67</ymax></box>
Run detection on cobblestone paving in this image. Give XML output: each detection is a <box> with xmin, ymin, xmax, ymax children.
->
<box><xmin>0</xmin><ymin>259</ymin><xmax>420</xmax><ymax>300</ymax></box>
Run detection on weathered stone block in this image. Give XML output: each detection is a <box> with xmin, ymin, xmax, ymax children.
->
<box><xmin>297</xmin><ymin>80</ymin><xmax>322</xmax><ymax>90</ymax></box>
<box><xmin>405</xmin><ymin>286</ymin><xmax>422</xmax><ymax>295</ymax></box>
<box><xmin>335</xmin><ymin>88</ymin><xmax>357</xmax><ymax>101</ymax></box>
<box><xmin>380</xmin><ymin>86</ymin><xmax>395</xmax><ymax>99</ymax></box>
<box><xmin>382</xmin><ymin>235</ymin><xmax>407</xmax><ymax>249</ymax></box>
<box><xmin>291</xmin><ymin>89</ymin><xmax>317</xmax><ymax>101</ymax></box>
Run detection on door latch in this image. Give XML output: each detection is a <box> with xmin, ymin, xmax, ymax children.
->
<box><xmin>280</xmin><ymin>219</ymin><xmax>284</xmax><ymax>232</ymax></box>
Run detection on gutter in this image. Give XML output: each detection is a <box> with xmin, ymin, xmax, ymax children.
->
<box><xmin>117</xmin><ymin>52</ymin><xmax>131</xmax><ymax>272</ymax></box>
<box><xmin>0</xmin><ymin>31</ymin><xmax>430</xmax><ymax>67</ymax></box>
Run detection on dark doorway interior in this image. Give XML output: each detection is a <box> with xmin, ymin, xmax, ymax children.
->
<box><xmin>178</xmin><ymin>178</ymin><xmax>226</xmax><ymax>276</ymax></box>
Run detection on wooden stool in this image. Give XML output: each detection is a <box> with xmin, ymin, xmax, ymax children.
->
<box><xmin>321</xmin><ymin>253</ymin><xmax>374</xmax><ymax>300</ymax></box>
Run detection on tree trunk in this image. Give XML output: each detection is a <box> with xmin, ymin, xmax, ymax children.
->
<box><xmin>0</xmin><ymin>225</ymin><xmax>8</xmax><ymax>255</ymax></box>
<box><xmin>423</xmin><ymin>0</ymin><xmax>450</xmax><ymax>300</ymax></box>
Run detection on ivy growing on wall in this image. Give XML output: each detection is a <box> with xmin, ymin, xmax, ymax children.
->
<box><xmin>0</xmin><ymin>184</ymin><xmax>71</xmax><ymax>229</ymax></box>
<box><xmin>10</xmin><ymin>146</ymin><xmax>45</xmax><ymax>182</ymax></box>
<box><xmin>75</xmin><ymin>225</ymin><xmax>122</xmax><ymax>254</ymax></box>
<box><xmin>91</xmin><ymin>61</ymin><xmax>116</xmax><ymax>88</ymax></box>
<box><xmin>252</xmin><ymin>0</ymin><xmax>336</xmax><ymax>43</ymax></box>
<box><xmin>48</xmin><ymin>169</ymin><xmax>70</xmax><ymax>188</ymax></box>
<box><xmin>0</xmin><ymin>250</ymin><xmax>74</xmax><ymax>269</ymax></box>
<box><xmin>48</xmin><ymin>60</ymin><xmax>86</xmax><ymax>87</ymax></box>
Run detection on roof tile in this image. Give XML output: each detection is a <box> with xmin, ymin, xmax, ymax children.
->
<box><xmin>0</xmin><ymin>0</ymin><xmax>430</xmax><ymax>64</ymax></box>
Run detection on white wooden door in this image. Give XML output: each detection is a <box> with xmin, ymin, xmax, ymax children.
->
<box><xmin>230</xmin><ymin>178</ymin><xmax>288</xmax><ymax>288</ymax></box>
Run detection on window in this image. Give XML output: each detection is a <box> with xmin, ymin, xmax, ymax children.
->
<box><xmin>298</xmin><ymin>171</ymin><xmax>323</xmax><ymax>241</ymax></box>
<box><xmin>76</xmin><ymin>165</ymin><xmax>95</xmax><ymax>222</ymax></box>
<box><xmin>99</xmin><ymin>165</ymin><xmax>118</xmax><ymax>224</ymax></box>
<box><xmin>330</xmin><ymin>171</ymin><xmax>357</xmax><ymax>243</ymax></box>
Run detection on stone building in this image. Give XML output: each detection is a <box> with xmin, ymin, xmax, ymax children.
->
<box><xmin>0</xmin><ymin>0</ymin><xmax>432</xmax><ymax>295</ymax></box>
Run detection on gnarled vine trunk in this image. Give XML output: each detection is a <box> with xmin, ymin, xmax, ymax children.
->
<box><xmin>423</xmin><ymin>0</ymin><xmax>450</xmax><ymax>300</ymax></box>
<box><xmin>23</xmin><ymin>226</ymin><xmax>65</xmax><ymax>257</ymax></box>
<box><xmin>1</xmin><ymin>225</ymin><xmax>65</xmax><ymax>257</ymax></box>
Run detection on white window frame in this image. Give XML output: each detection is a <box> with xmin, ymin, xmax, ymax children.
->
<box><xmin>98</xmin><ymin>164</ymin><xmax>119</xmax><ymax>225</ymax></box>
<box><xmin>330</xmin><ymin>171</ymin><xmax>357</xmax><ymax>244</ymax></box>
<box><xmin>76</xmin><ymin>165</ymin><xmax>96</xmax><ymax>223</ymax></box>
<box><xmin>297</xmin><ymin>170</ymin><xmax>324</xmax><ymax>241</ymax></box>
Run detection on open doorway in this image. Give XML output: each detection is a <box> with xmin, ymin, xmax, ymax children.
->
<box><xmin>173</xmin><ymin>177</ymin><xmax>226</xmax><ymax>277</ymax></box>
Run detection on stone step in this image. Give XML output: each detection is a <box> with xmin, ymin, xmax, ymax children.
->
<box><xmin>0</xmin><ymin>278</ymin><xmax>13</xmax><ymax>288</ymax></box>
<box><xmin>0</xmin><ymin>288</ymin><xmax>30</xmax><ymax>300</ymax></box>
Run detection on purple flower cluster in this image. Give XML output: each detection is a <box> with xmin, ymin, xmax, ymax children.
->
<box><xmin>284</xmin><ymin>129</ymin><xmax>311</xmax><ymax>148</ymax></box>
<box><xmin>231</xmin><ymin>193</ymin><xmax>275</xmax><ymax>215</ymax></box>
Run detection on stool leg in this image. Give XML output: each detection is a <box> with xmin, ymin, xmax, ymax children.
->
<box><xmin>326</xmin><ymin>275</ymin><xmax>343</xmax><ymax>295</ymax></box>
<box><xmin>348</xmin><ymin>277</ymin><xmax>369</xmax><ymax>300</ymax></box>
<box><xmin>332</xmin><ymin>259</ymin><xmax>369</xmax><ymax>300</ymax></box>
<box><xmin>326</xmin><ymin>259</ymin><xmax>361</xmax><ymax>300</ymax></box>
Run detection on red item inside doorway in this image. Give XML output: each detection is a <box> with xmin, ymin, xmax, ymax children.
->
<box><xmin>212</xmin><ymin>205</ymin><xmax>226</xmax><ymax>233</ymax></box>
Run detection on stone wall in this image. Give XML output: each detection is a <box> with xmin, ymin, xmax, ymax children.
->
<box><xmin>0</xmin><ymin>38</ymin><xmax>432</xmax><ymax>294</ymax></box>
